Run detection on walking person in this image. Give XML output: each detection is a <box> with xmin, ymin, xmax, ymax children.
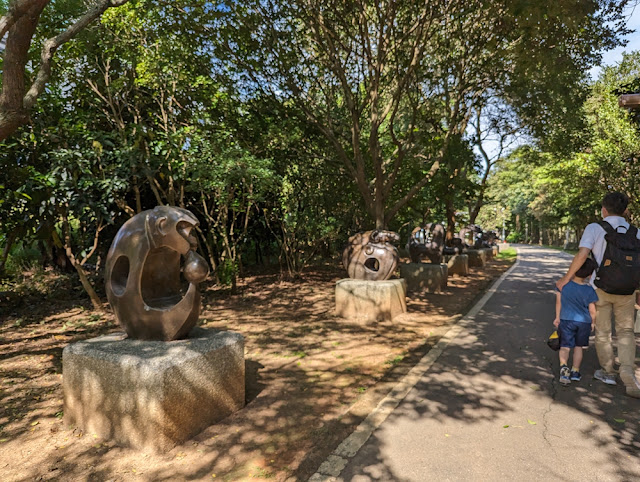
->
<box><xmin>556</xmin><ymin>192</ymin><xmax>640</xmax><ymax>398</ymax></box>
<box><xmin>553</xmin><ymin>258</ymin><xmax>598</xmax><ymax>385</ymax></box>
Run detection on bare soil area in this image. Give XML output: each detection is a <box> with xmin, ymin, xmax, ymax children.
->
<box><xmin>0</xmin><ymin>254</ymin><xmax>514</xmax><ymax>481</ymax></box>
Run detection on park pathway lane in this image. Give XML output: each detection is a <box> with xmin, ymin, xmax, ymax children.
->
<box><xmin>336</xmin><ymin>245</ymin><xmax>640</xmax><ymax>481</ymax></box>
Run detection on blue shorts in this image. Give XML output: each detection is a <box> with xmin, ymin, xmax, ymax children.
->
<box><xmin>558</xmin><ymin>319</ymin><xmax>591</xmax><ymax>348</ymax></box>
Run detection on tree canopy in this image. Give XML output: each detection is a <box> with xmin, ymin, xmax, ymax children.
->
<box><xmin>1</xmin><ymin>0</ymin><xmax>639</xmax><ymax>303</ymax></box>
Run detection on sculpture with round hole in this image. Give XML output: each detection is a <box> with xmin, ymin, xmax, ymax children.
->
<box><xmin>342</xmin><ymin>230</ymin><xmax>400</xmax><ymax>281</ymax></box>
<box><xmin>406</xmin><ymin>223</ymin><xmax>445</xmax><ymax>264</ymax></box>
<box><xmin>105</xmin><ymin>206</ymin><xmax>210</xmax><ymax>341</ymax></box>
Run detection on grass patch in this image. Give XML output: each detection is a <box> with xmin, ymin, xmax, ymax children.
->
<box><xmin>385</xmin><ymin>354</ymin><xmax>405</xmax><ymax>366</ymax></box>
<box><xmin>496</xmin><ymin>247</ymin><xmax>517</xmax><ymax>261</ymax></box>
<box><xmin>543</xmin><ymin>244</ymin><xmax>578</xmax><ymax>255</ymax></box>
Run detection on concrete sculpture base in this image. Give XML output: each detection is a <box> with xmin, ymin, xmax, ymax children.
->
<box><xmin>492</xmin><ymin>245</ymin><xmax>499</xmax><ymax>256</ymax></box>
<box><xmin>399</xmin><ymin>263</ymin><xmax>447</xmax><ymax>293</ymax></box>
<box><xmin>445</xmin><ymin>254</ymin><xmax>469</xmax><ymax>276</ymax></box>
<box><xmin>63</xmin><ymin>328</ymin><xmax>245</xmax><ymax>452</ymax></box>
<box><xmin>481</xmin><ymin>247</ymin><xmax>494</xmax><ymax>261</ymax></box>
<box><xmin>466</xmin><ymin>249</ymin><xmax>487</xmax><ymax>268</ymax></box>
<box><xmin>335</xmin><ymin>278</ymin><xmax>407</xmax><ymax>322</ymax></box>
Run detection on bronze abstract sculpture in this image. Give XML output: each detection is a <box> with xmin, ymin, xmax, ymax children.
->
<box><xmin>444</xmin><ymin>237</ymin><xmax>464</xmax><ymax>255</ymax></box>
<box><xmin>406</xmin><ymin>223</ymin><xmax>445</xmax><ymax>264</ymax></box>
<box><xmin>342</xmin><ymin>230</ymin><xmax>400</xmax><ymax>281</ymax></box>
<box><xmin>458</xmin><ymin>225</ymin><xmax>482</xmax><ymax>249</ymax></box>
<box><xmin>105</xmin><ymin>206</ymin><xmax>209</xmax><ymax>341</ymax></box>
<box><xmin>459</xmin><ymin>224</ymin><xmax>491</xmax><ymax>249</ymax></box>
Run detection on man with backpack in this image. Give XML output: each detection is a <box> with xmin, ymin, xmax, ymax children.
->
<box><xmin>556</xmin><ymin>192</ymin><xmax>640</xmax><ymax>398</ymax></box>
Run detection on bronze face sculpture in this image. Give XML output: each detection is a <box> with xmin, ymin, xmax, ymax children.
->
<box><xmin>105</xmin><ymin>206</ymin><xmax>210</xmax><ymax>341</ymax></box>
<box><xmin>459</xmin><ymin>224</ymin><xmax>487</xmax><ymax>249</ymax></box>
<box><xmin>444</xmin><ymin>237</ymin><xmax>464</xmax><ymax>255</ymax></box>
<box><xmin>458</xmin><ymin>225</ymin><xmax>481</xmax><ymax>248</ymax></box>
<box><xmin>406</xmin><ymin>223</ymin><xmax>445</xmax><ymax>264</ymax></box>
<box><xmin>343</xmin><ymin>230</ymin><xmax>400</xmax><ymax>281</ymax></box>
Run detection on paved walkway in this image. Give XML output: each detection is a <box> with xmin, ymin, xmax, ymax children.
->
<box><xmin>311</xmin><ymin>245</ymin><xmax>640</xmax><ymax>481</ymax></box>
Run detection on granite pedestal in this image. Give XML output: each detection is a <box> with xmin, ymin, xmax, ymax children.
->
<box><xmin>466</xmin><ymin>249</ymin><xmax>487</xmax><ymax>268</ymax></box>
<box><xmin>399</xmin><ymin>263</ymin><xmax>447</xmax><ymax>293</ymax></box>
<box><xmin>335</xmin><ymin>278</ymin><xmax>407</xmax><ymax>322</ymax></box>
<box><xmin>444</xmin><ymin>254</ymin><xmax>469</xmax><ymax>276</ymax></box>
<box><xmin>63</xmin><ymin>328</ymin><xmax>245</xmax><ymax>452</ymax></box>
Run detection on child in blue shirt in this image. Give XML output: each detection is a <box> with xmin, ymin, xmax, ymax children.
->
<box><xmin>554</xmin><ymin>258</ymin><xmax>599</xmax><ymax>385</ymax></box>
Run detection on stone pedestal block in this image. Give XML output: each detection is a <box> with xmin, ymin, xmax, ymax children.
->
<box><xmin>335</xmin><ymin>278</ymin><xmax>407</xmax><ymax>322</ymax></box>
<box><xmin>63</xmin><ymin>328</ymin><xmax>245</xmax><ymax>452</ymax></box>
<box><xmin>444</xmin><ymin>254</ymin><xmax>469</xmax><ymax>276</ymax></box>
<box><xmin>466</xmin><ymin>249</ymin><xmax>487</xmax><ymax>268</ymax></box>
<box><xmin>492</xmin><ymin>245</ymin><xmax>499</xmax><ymax>257</ymax></box>
<box><xmin>399</xmin><ymin>263</ymin><xmax>447</xmax><ymax>293</ymax></box>
<box><xmin>481</xmin><ymin>247</ymin><xmax>494</xmax><ymax>260</ymax></box>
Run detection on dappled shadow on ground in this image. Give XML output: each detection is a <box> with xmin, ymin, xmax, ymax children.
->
<box><xmin>0</xmin><ymin>257</ymin><xmax>512</xmax><ymax>481</ymax></box>
<box><xmin>339</xmin><ymin>245</ymin><xmax>640</xmax><ymax>481</ymax></box>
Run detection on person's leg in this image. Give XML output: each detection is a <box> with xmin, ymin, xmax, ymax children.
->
<box><xmin>559</xmin><ymin>347</ymin><xmax>570</xmax><ymax>366</ymax></box>
<box><xmin>612</xmin><ymin>293</ymin><xmax>640</xmax><ymax>396</ymax></box>
<box><xmin>570</xmin><ymin>322</ymin><xmax>591</xmax><ymax>381</ymax></box>
<box><xmin>558</xmin><ymin>320</ymin><xmax>574</xmax><ymax>385</ymax></box>
<box><xmin>572</xmin><ymin>346</ymin><xmax>583</xmax><ymax>371</ymax></box>
<box><xmin>594</xmin><ymin>290</ymin><xmax>615</xmax><ymax>373</ymax></box>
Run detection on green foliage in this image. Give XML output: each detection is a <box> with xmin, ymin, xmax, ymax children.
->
<box><xmin>4</xmin><ymin>243</ymin><xmax>41</xmax><ymax>276</ymax></box>
<box><xmin>1</xmin><ymin>0</ymin><xmax>637</xmax><ymax>293</ymax></box>
<box><xmin>506</xmin><ymin>232</ymin><xmax>523</xmax><ymax>243</ymax></box>
<box><xmin>496</xmin><ymin>247</ymin><xmax>517</xmax><ymax>261</ymax></box>
<box><xmin>485</xmin><ymin>49</ymin><xmax>640</xmax><ymax>241</ymax></box>
<box><xmin>216</xmin><ymin>259</ymin><xmax>239</xmax><ymax>287</ymax></box>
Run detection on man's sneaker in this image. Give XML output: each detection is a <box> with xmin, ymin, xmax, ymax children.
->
<box><xmin>594</xmin><ymin>369</ymin><xmax>617</xmax><ymax>386</ymax></box>
<box><xmin>559</xmin><ymin>365</ymin><xmax>571</xmax><ymax>385</ymax></box>
<box><xmin>619</xmin><ymin>370</ymin><xmax>640</xmax><ymax>398</ymax></box>
<box><xmin>570</xmin><ymin>370</ymin><xmax>581</xmax><ymax>381</ymax></box>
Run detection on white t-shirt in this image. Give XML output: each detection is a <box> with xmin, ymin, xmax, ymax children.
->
<box><xmin>579</xmin><ymin>215</ymin><xmax>640</xmax><ymax>284</ymax></box>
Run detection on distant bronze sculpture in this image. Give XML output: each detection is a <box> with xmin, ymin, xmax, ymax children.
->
<box><xmin>406</xmin><ymin>223</ymin><xmax>445</xmax><ymax>264</ymax></box>
<box><xmin>444</xmin><ymin>237</ymin><xmax>464</xmax><ymax>255</ymax></box>
<box><xmin>484</xmin><ymin>230</ymin><xmax>499</xmax><ymax>246</ymax></box>
<box><xmin>343</xmin><ymin>230</ymin><xmax>400</xmax><ymax>281</ymax></box>
<box><xmin>459</xmin><ymin>225</ymin><xmax>490</xmax><ymax>249</ymax></box>
<box><xmin>105</xmin><ymin>206</ymin><xmax>210</xmax><ymax>341</ymax></box>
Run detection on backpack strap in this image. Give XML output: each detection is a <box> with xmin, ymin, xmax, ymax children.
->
<box><xmin>597</xmin><ymin>220</ymin><xmax>615</xmax><ymax>234</ymax></box>
<box><xmin>598</xmin><ymin>220</ymin><xmax>637</xmax><ymax>236</ymax></box>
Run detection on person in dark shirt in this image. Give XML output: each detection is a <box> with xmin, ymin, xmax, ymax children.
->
<box><xmin>553</xmin><ymin>258</ymin><xmax>599</xmax><ymax>385</ymax></box>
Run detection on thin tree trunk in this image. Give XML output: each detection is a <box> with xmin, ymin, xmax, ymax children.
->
<box><xmin>0</xmin><ymin>230</ymin><xmax>17</xmax><ymax>276</ymax></box>
<box><xmin>445</xmin><ymin>199</ymin><xmax>456</xmax><ymax>242</ymax></box>
<box><xmin>57</xmin><ymin>215</ymin><xmax>103</xmax><ymax>311</ymax></box>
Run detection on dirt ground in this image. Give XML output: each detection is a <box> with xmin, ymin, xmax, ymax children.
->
<box><xmin>0</xmin><ymin>252</ymin><xmax>514</xmax><ymax>481</ymax></box>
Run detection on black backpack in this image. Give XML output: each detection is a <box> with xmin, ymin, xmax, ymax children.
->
<box><xmin>594</xmin><ymin>221</ymin><xmax>640</xmax><ymax>295</ymax></box>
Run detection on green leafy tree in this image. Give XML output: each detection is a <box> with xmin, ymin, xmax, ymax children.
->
<box><xmin>585</xmin><ymin>51</ymin><xmax>640</xmax><ymax>221</ymax></box>
<box><xmin>215</xmin><ymin>0</ymin><xmax>631</xmax><ymax>228</ymax></box>
<box><xmin>188</xmin><ymin>140</ymin><xmax>275</xmax><ymax>291</ymax></box>
<box><xmin>0</xmin><ymin>0</ymin><xmax>132</xmax><ymax>140</ymax></box>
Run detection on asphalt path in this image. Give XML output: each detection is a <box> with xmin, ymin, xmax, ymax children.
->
<box><xmin>325</xmin><ymin>245</ymin><xmax>640</xmax><ymax>481</ymax></box>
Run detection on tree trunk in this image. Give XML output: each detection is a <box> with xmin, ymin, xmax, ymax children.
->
<box><xmin>57</xmin><ymin>214</ymin><xmax>103</xmax><ymax>311</ymax></box>
<box><xmin>374</xmin><ymin>196</ymin><xmax>385</xmax><ymax>229</ymax></box>
<box><xmin>445</xmin><ymin>199</ymin><xmax>457</xmax><ymax>242</ymax></box>
<box><xmin>0</xmin><ymin>230</ymin><xmax>17</xmax><ymax>276</ymax></box>
<box><xmin>71</xmin><ymin>260</ymin><xmax>103</xmax><ymax>311</ymax></box>
<box><xmin>0</xmin><ymin>0</ymin><xmax>49</xmax><ymax>140</ymax></box>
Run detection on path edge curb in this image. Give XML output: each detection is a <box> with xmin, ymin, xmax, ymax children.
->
<box><xmin>309</xmin><ymin>249</ymin><xmax>521</xmax><ymax>481</ymax></box>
